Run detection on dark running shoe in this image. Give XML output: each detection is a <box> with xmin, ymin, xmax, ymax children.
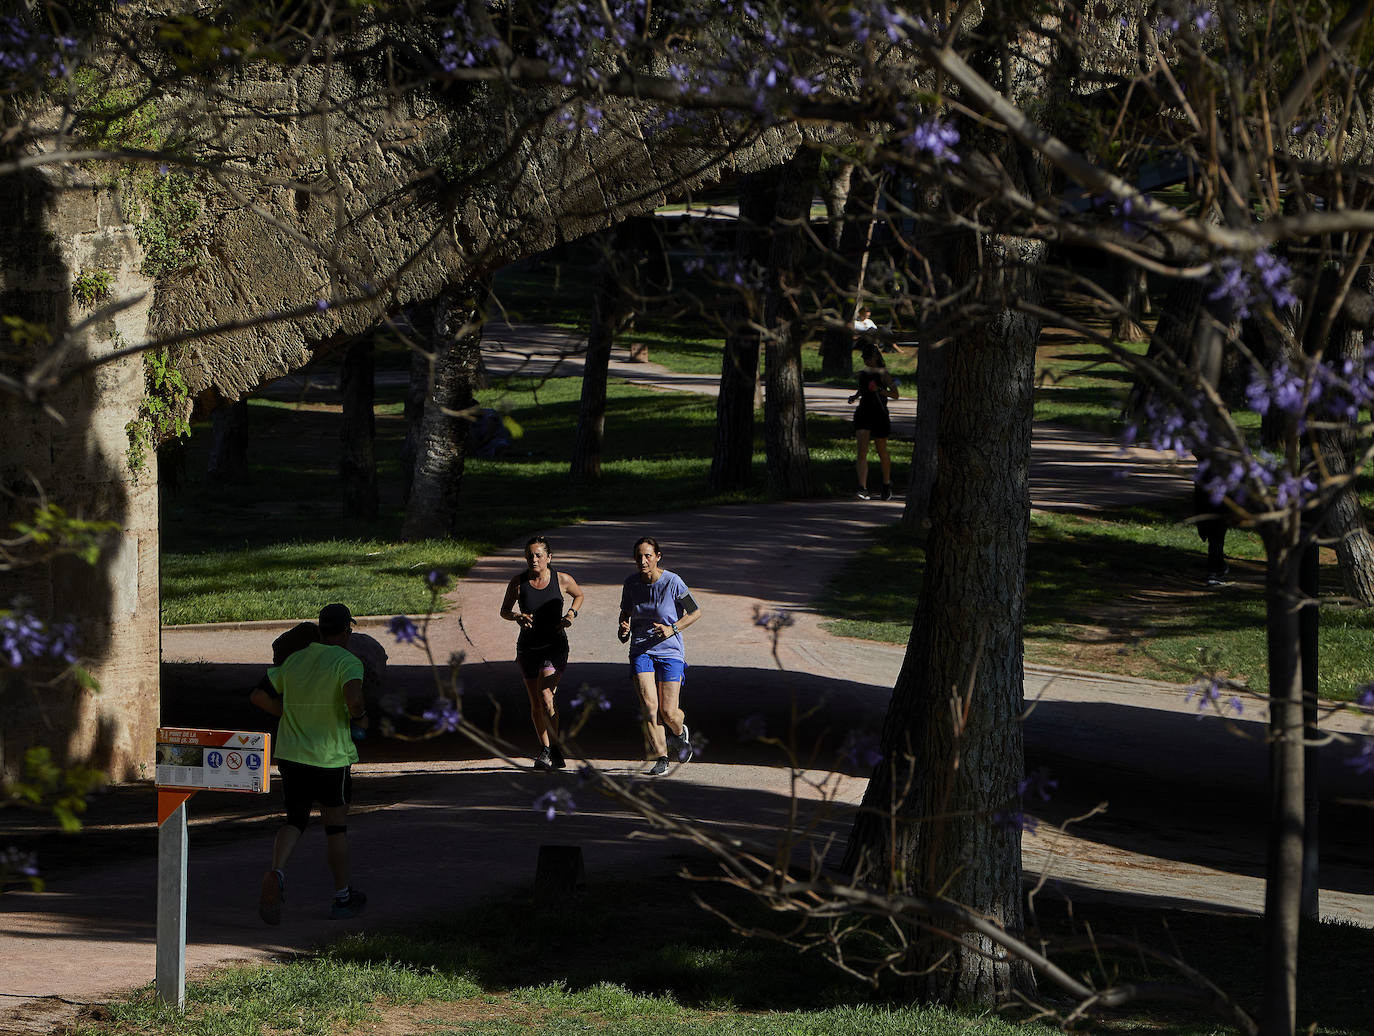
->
<box><xmin>668</xmin><ymin>724</ymin><xmax>693</xmax><ymax>762</ymax></box>
<box><xmin>549</xmin><ymin>743</ymin><xmax>566</xmax><ymax>769</ymax></box>
<box><xmin>258</xmin><ymin>869</ymin><xmax>285</xmax><ymax>926</ymax></box>
<box><xmin>880</xmin><ymin>483</ymin><xmax>893</xmax><ymax>501</ymax></box>
<box><xmin>533</xmin><ymin>747</ymin><xmax>553</xmax><ymax>771</ymax></box>
<box><xmin>856</xmin><ymin>487</ymin><xmax>871</xmax><ymax>500</ymax></box>
<box><xmin>647</xmin><ymin>756</ymin><xmax>670</xmax><ymax>776</ymax></box>
<box><xmin>330</xmin><ymin>888</ymin><xmax>367</xmax><ymax>920</ymax></box>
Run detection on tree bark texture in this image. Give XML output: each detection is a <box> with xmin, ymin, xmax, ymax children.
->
<box><xmin>819</xmin><ymin>166</ymin><xmax>885</xmax><ymax>379</ymax></box>
<box><xmin>400</xmin><ymin>284</ymin><xmax>486</xmax><ymax>541</ymax></box>
<box><xmin>340</xmin><ymin>339</ymin><xmax>379</xmax><ymax>521</ymax></box>
<box><xmin>709</xmin><ymin>170</ymin><xmax>779</xmax><ymax>492</ymax></box>
<box><xmin>763</xmin><ymin>149</ymin><xmax>820</xmax><ymax>497</ymax></box>
<box><xmin>1109</xmin><ymin>256</ymin><xmax>1149</xmax><ymax>342</ymax></box>
<box><xmin>842</xmin><ymin>232</ymin><xmax>1043</xmax><ymax>1006</ymax></box>
<box><xmin>904</xmin><ymin>336</ymin><xmax>947</xmax><ymax>534</ymax></box>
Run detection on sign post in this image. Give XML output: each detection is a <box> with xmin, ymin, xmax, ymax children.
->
<box><xmin>154</xmin><ymin>728</ymin><xmax>271</xmax><ymax>1010</ymax></box>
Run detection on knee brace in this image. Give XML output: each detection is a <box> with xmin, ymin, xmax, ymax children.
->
<box><xmin>324</xmin><ymin>825</ymin><xmax>347</xmax><ymax>836</ymax></box>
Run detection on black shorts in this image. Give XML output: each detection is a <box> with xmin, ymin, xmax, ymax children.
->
<box><xmin>854</xmin><ymin>407</ymin><xmax>891</xmax><ymax>439</ymax></box>
<box><xmin>516</xmin><ymin>642</ymin><xmax>570</xmax><ymax>680</ymax></box>
<box><xmin>277</xmin><ymin>759</ymin><xmax>352</xmax><ymax>827</ymax></box>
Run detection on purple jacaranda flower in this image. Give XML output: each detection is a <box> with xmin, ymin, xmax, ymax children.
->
<box><xmin>1343</xmin><ymin>740</ymin><xmax>1374</xmax><ymax>775</ymax></box>
<box><xmin>1254</xmin><ymin>250</ymin><xmax>1298</xmax><ymax>309</ymax></box>
<box><xmin>388</xmin><ymin>615</ymin><xmax>422</xmax><ymax>645</ymax></box>
<box><xmin>840</xmin><ymin>730</ymin><xmax>883</xmax><ymax>768</ymax></box>
<box><xmin>569</xmin><ymin>686</ymin><xmax>611</xmax><ymax>711</ymax></box>
<box><xmin>0</xmin><ymin>846</ymin><xmax>39</xmax><ymax>880</ymax></box>
<box><xmin>738</xmin><ymin>714</ymin><xmax>767</xmax><ymax>741</ymax></box>
<box><xmin>1355</xmin><ymin>683</ymin><xmax>1374</xmax><ymax>710</ymax></box>
<box><xmin>316</xmin><ymin>298</ymin><xmax>330</xmax><ymax>312</ymax></box>
<box><xmin>534</xmin><ymin>787</ymin><xmax>576</xmax><ymax>820</ymax></box>
<box><xmin>753</xmin><ymin>606</ymin><xmax>794</xmax><ymax>631</ymax></box>
<box><xmin>994</xmin><ymin>809</ymin><xmax>1038</xmax><ymax>834</ymax></box>
<box><xmin>0</xmin><ymin>610</ymin><xmax>79</xmax><ymax>668</ymax></box>
<box><xmin>1017</xmin><ymin>768</ymin><xmax>1058</xmax><ymax>802</ymax></box>
<box><xmin>425</xmin><ymin>568</ymin><xmax>450</xmax><ymax>591</ymax></box>
<box><xmin>904</xmin><ymin>118</ymin><xmax>961</xmax><ymax>164</ymax></box>
<box><xmin>421</xmin><ymin>697</ymin><xmax>462</xmax><ymax>733</ymax></box>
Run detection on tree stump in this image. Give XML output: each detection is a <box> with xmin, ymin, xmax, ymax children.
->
<box><xmin>534</xmin><ymin>844</ymin><xmax>586</xmax><ymax>908</ymax></box>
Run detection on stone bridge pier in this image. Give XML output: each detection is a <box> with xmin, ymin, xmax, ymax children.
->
<box><xmin>1</xmin><ymin>172</ymin><xmax>159</xmax><ymax>782</ymax></box>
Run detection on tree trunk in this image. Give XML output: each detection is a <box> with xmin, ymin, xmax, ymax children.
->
<box><xmin>763</xmin><ymin>149</ymin><xmax>820</xmax><ymax>497</ymax></box>
<box><xmin>904</xmin><ymin>336</ymin><xmax>946</xmax><ymax>533</ymax></box>
<box><xmin>842</xmin><ymin>231</ymin><xmax>1043</xmax><ymax>1006</ymax></box>
<box><xmin>709</xmin><ymin>170</ymin><xmax>779</xmax><ymax>492</ymax></box>
<box><xmin>819</xmin><ymin>166</ymin><xmax>885</xmax><ymax>379</ymax></box>
<box><xmin>1261</xmin><ymin>532</ymin><xmax>1305</xmax><ymax>1036</ymax></box>
<box><xmin>339</xmin><ymin>339</ymin><xmax>378</xmax><ymax>521</ymax></box>
<box><xmin>400</xmin><ymin>284</ymin><xmax>486</xmax><ymax>541</ymax></box>
<box><xmin>400</xmin><ymin>334</ymin><xmax>428</xmax><ymax>506</ymax></box>
<box><xmin>1109</xmin><ymin>257</ymin><xmax>1149</xmax><ymax>342</ymax></box>
<box><xmin>572</xmin><ymin>219</ymin><xmax>656</xmax><ymax>480</ymax></box>
<box><xmin>207</xmin><ymin>397</ymin><xmax>249</xmax><ymax>485</ymax></box>
<box><xmin>821</xmin><ymin>159</ymin><xmax>853</xmax><ymax>246</ymax></box>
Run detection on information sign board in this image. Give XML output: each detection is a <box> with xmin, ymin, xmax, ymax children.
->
<box><xmin>155</xmin><ymin>728</ymin><xmax>271</xmax><ymax>793</ymax></box>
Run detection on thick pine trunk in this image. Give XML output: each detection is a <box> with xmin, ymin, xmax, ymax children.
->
<box><xmin>903</xmin><ymin>337</ymin><xmax>946</xmax><ymax>533</ymax></box>
<box><xmin>339</xmin><ymin>339</ymin><xmax>378</xmax><ymax>521</ymax></box>
<box><xmin>843</xmin><ymin>233</ymin><xmax>1042</xmax><ymax>1005</ymax></box>
<box><xmin>1109</xmin><ymin>257</ymin><xmax>1149</xmax><ymax>342</ymax></box>
<box><xmin>400</xmin><ymin>338</ymin><xmax>428</xmax><ymax>506</ymax></box>
<box><xmin>709</xmin><ymin>170</ymin><xmax>779</xmax><ymax>492</ymax></box>
<box><xmin>400</xmin><ymin>285</ymin><xmax>485</xmax><ymax>541</ymax></box>
<box><xmin>763</xmin><ymin>150</ymin><xmax>819</xmax><ymax>497</ymax></box>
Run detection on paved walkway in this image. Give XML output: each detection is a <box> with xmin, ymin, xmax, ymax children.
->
<box><xmin>3</xmin><ymin>328</ymin><xmax>1372</xmax><ymax>1034</ymax></box>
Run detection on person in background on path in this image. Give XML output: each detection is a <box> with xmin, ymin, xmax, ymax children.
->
<box><xmin>848</xmin><ymin>342</ymin><xmax>899</xmax><ymax>500</ymax></box>
<box><xmin>499</xmin><ymin>536</ymin><xmax>586</xmax><ymax>771</ymax></box>
<box><xmin>1194</xmin><ymin>468</ymin><xmax>1230</xmax><ymax>586</ymax></box>
<box><xmin>853</xmin><ymin>305</ymin><xmax>877</xmax><ymax>332</ymax></box>
<box><xmin>249</xmin><ymin>602</ymin><xmax>369</xmax><ymax>924</ymax></box>
<box><xmin>618</xmin><ymin>537</ymin><xmax>702</xmax><ymax>777</ymax></box>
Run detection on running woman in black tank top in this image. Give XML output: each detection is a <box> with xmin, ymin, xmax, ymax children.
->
<box><xmin>499</xmin><ymin>535</ymin><xmax>586</xmax><ymax>771</ymax></box>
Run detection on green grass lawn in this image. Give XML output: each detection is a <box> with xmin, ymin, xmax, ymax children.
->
<box><xmin>64</xmin><ymin>875</ymin><xmax>1374</xmax><ymax>1036</ymax></box>
<box><xmin>816</xmin><ymin>507</ymin><xmax>1374</xmax><ymax>702</ymax></box>
<box><xmin>161</xmin><ymin>375</ymin><xmax>899</xmax><ymax>623</ymax></box>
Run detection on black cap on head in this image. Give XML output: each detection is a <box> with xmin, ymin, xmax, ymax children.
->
<box><xmin>318</xmin><ymin>603</ymin><xmax>356</xmax><ymax>635</ymax></box>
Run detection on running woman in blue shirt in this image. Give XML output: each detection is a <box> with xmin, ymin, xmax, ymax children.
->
<box><xmin>617</xmin><ymin>536</ymin><xmax>702</xmax><ymax>776</ymax></box>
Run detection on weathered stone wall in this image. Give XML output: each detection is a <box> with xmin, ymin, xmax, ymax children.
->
<box><xmin>0</xmin><ymin>171</ymin><xmax>159</xmax><ymax>782</ymax></box>
<box><xmin>145</xmin><ymin>56</ymin><xmax>812</xmax><ymax>400</ymax></box>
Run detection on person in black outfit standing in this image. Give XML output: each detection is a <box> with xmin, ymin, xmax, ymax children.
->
<box><xmin>499</xmin><ymin>535</ymin><xmax>586</xmax><ymax>770</ymax></box>
<box><xmin>848</xmin><ymin>342</ymin><xmax>900</xmax><ymax>500</ymax></box>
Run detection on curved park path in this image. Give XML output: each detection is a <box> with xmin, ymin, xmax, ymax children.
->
<box><xmin>2</xmin><ymin>324</ymin><xmax>1372</xmax><ymax>1034</ymax></box>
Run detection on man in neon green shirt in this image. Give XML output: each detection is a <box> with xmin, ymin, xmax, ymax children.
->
<box><xmin>251</xmin><ymin>603</ymin><xmax>369</xmax><ymax>924</ymax></box>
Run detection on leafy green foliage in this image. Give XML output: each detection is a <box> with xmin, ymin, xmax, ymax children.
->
<box><xmin>4</xmin><ymin>746</ymin><xmax>106</xmax><ymax>837</ymax></box>
<box><xmin>125</xmin><ymin>348</ymin><xmax>191</xmax><ymax>477</ymax></box>
<box><xmin>68</xmin><ymin>67</ymin><xmax>161</xmax><ymax>151</ymax></box>
<box><xmin>132</xmin><ymin>172</ymin><xmax>204</xmax><ymax>278</ymax></box>
<box><xmin>70</xmin><ymin>268</ymin><xmax>114</xmax><ymax>307</ymax></box>
<box><xmin>7</xmin><ymin>502</ymin><xmax>117</xmax><ymax>567</ymax></box>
